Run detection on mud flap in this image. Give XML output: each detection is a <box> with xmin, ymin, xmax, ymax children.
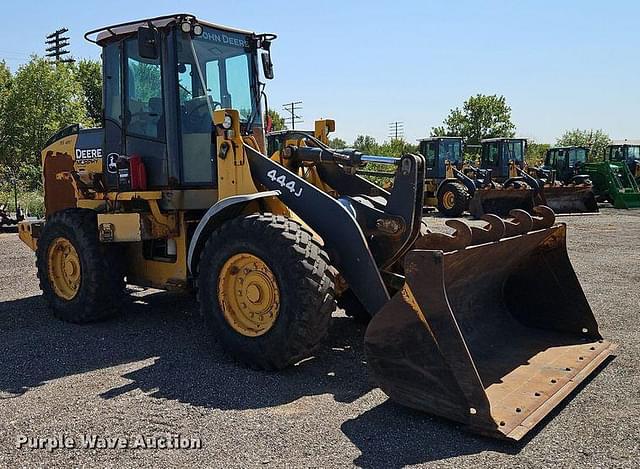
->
<box><xmin>364</xmin><ymin>223</ymin><xmax>616</xmax><ymax>440</ymax></box>
<box><xmin>542</xmin><ymin>186</ymin><xmax>599</xmax><ymax>214</ymax></box>
<box><xmin>468</xmin><ymin>188</ymin><xmax>536</xmax><ymax>219</ymax></box>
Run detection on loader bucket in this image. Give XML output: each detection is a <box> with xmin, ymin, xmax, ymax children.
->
<box><xmin>542</xmin><ymin>186</ymin><xmax>599</xmax><ymax>214</ymax></box>
<box><xmin>468</xmin><ymin>188</ymin><xmax>536</xmax><ymax>219</ymax></box>
<box><xmin>612</xmin><ymin>191</ymin><xmax>640</xmax><ymax>209</ymax></box>
<box><xmin>365</xmin><ymin>215</ymin><xmax>616</xmax><ymax>440</ymax></box>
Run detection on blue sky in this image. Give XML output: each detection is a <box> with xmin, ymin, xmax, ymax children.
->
<box><xmin>1</xmin><ymin>1</ymin><xmax>638</xmax><ymax>144</ymax></box>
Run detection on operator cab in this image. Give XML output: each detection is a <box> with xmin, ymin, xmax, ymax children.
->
<box><xmin>480</xmin><ymin>138</ymin><xmax>526</xmax><ymax>178</ymax></box>
<box><xmin>544</xmin><ymin>146</ymin><xmax>589</xmax><ymax>181</ymax></box>
<box><xmin>417</xmin><ymin>137</ymin><xmax>463</xmax><ymax>178</ymax></box>
<box><xmin>86</xmin><ymin>14</ymin><xmax>275</xmax><ymax>190</ymax></box>
<box><xmin>608</xmin><ymin>141</ymin><xmax>640</xmax><ymax>177</ymax></box>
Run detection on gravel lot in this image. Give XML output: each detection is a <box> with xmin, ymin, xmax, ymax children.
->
<box><xmin>0</xmin><ymin>208</ymin><xmax>638</xmax><ymax>468</ymax></box>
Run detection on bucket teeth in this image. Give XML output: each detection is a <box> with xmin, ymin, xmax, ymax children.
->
<box><xmin>473</xmin><ymin>214</ymin><xmax>506</xmax><ymax>244</ymax></box>
<box><xmin>504</xmin><ymin>209</ymin><xmax>534</xmax><ymax>236</ymax></box>
<box><xmin>531</xmin><ymin>205</ymin><xmax>556</xmax><ymax>230</ymax></box>
<box><xmin>413</xmin><ymin>205</ymin><xmax>558</xmax><ymax>253</ymax></box>
<box><xmin>413</xmin><ymin>219</ymin><xmax>472</xmax><ymax>252</ymax></box>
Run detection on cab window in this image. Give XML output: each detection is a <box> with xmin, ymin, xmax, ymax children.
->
<box><xmin>124</xmin><ymin>39</ymin><xmax>164</xmax><ymax>140</ymax></box>
<box><xmin>569</xmin><ymin>148</ymin><xmax>587</xmax><ymax>165</ymax></box>
<box><xmin>485</xmin><ymin>143</ymin><xmax>500</xmax><ymax>167</ymax></box>
<box><xmin>556</xmin><ymin>149</ymin><xmax>568</xmax><ymax>169</ymax></box>
<box><xmin>421</xmin><ymin>142</ymin><xmax>436</xmax><ymax>167</ymax></box>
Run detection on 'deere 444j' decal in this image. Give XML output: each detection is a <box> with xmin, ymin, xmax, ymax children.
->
<box><xmin>266</xmin><ymin>169</ymin><xmax>303</xmax><ymax>197</ymax></box>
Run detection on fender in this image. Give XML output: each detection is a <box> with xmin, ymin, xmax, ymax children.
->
<box><xmin>436</xmin><ymin>176</ymin><xmax>473</xmax><ymax>198</ymax></box>
<box><xmin>452</xmin><ymin>167</ymin><xmax>476</xmax><ymax>196</ymax></box>
<box><xmin>514</xmin><ymin>167</ymin><xmax>542</xmax><ymax>193</ymax></box>
<box><xmin>187</xmin><ymin>190</ymin><xmax>281</xmax><ymax>274</ymax></box>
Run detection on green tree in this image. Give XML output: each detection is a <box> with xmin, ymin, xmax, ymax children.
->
<box><xmin>556</xmin><ymin>129</ymin><xmax>610</xmax><ymax>161</ymax></box>
<box><xmin>328</xmin><ymin>137</ymin><xmax>347</xmax><ymax>149</ymax></box>
<box><xmin>2</xmin><ymin>57</ymin><xmax>90</xmax><ymax>188</ymax></box>
<box><xmin>267</xmin><ymin>109</ymin><xmax>286</xmax><ymax>131</ymax></box>
<box><xmin>353</xmin><ymin>135</ymin><xmax>379</xmax><ymax>154</ymax></box>
<box><xmin>378</xmin><ymin>138</ymin><xmax>417</xmax><ymax>157</ymax></box>
<box><xmin>75</xmin><ymin>59</ymin><xmax>102</xmax><ymax>126</ymax></box>
<box><xmin>0</xmin><ymin>61</ymin><xmax>13</xmax><ymax>175</ymax></box>
<box><xmin>526</xmin><ymin>139</ymin><xmax>550</xmax><ymax>166</ymax></box>
<box><xmin>432</xmin><ymin>94</ymin><xmax>516</xmax><ymax>146</ymax></box>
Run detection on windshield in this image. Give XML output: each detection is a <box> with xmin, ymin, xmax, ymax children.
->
<box><xmin>627</xmin><ymin>146</ymin><xmax>640</xmax><ymax>161</ymax></box>
<box><xmin>504</xmin><ymin>141</ymin><xmax>524</xmax><ymax>162</ymax></box>
<box><xmin>177</xmin><ymin>26</ymin><xmax>258</xmax><ymax>124</ymax></box>
<box><xmin>569</xmin><ymin>148</ymin><xmax>587</xmax><ymax>165</ymax></box>
<box><xmin>610</xmin><ymin>146</ymin><xmax>625</xmax><ymax>161</ymax></box>
<box><xmin>544</xmin><ymin>150</ymin><xmax>555</xmax><ymax>167</ymax></box>
<box><xmin>439</xmin><ymin>140</ymin><xmax>462</xmax><ymax>162</ymax></box>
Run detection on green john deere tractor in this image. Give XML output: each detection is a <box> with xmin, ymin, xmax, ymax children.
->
<box><xmin>607</xmin><ymin>140</ymin><xmax>640</xmax><ymax>184</ymax></box>
<box><xmin>582</xmin><ymin>153</ymin><xmax>640</xmax><ymax>209</ymax></box>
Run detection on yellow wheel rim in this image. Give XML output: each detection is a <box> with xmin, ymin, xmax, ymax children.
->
<box><xmin>218</xmin><ymin>253</ymin><xmax>280</xmax><ymax>337</ymax></box>
<box><xmin>442</xmin><ymin>191</ymin><xmax>456</xmax><ymax>210</ymax></box>
<box><xmin>48</xmin><ymin>237</ymin><xmax>81</xmax><ymax>300</ymax></box>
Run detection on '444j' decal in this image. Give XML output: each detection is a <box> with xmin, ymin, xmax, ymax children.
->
<box><xmin>266</xmin><ymin>169</ymin><xmax>303</xmax><ymax>197</ymax></box>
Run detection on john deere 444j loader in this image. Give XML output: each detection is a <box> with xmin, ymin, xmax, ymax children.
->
<box><xmin>19</xmin><ymin>14</ymin><xmax>616</xmax><ymax>441</ymax></box>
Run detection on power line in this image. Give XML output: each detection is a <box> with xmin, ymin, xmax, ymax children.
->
<box><xmin>282</xmin><ymin>101</ymin><xmax>303</xmax><ymax>130</ymax></box>
<box><xmin>45</xmin><ymin>28</ymin><xmax>75</xmax><ymax>64</ymax></box>
<box><xmin>388</xmin><ymin>121</ymin><xmax>404</xmax><ymax>140</ymax></box>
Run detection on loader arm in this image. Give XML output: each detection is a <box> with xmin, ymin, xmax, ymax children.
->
<box><xmin>245</xmin><ymin>143</ymin><xmax>389</xmax><ymax>315</ymax></box>
<box><xmin>245</xmin><ymin>143</ymin><xmax>426</xmax><ymax>315</ymax></box>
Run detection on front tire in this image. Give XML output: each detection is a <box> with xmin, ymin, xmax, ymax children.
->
<box><xmin>36</xmin><ymin>209</ymin><xmax>125</xmax><ymax>323</ymax></box>
<box><xmin>437</xmin><ymin>182</ymin><xmax>468</xmax><ymax>217</ymax></box>
<box><xmin>197</xmin><ymin>213</ymin><xmax>336</xmax><ymax>370</ymax></box>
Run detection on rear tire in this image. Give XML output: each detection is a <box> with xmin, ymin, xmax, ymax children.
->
<box><xmin>36</xmin><ymin>209</ymin><xmax>125</xmax><ymax>323</ymax></box>
<box><xmin>197</xmin><ymin>213</ymin><xmax>336</xmax><ymax>370</ymax></box>
<box><xmin>437</xmin><ymin>182</ymin><xmax>468</xmax><ymax>217</ymax></box>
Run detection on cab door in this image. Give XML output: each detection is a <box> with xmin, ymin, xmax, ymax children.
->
<box><xmin>122</xmin><ymin>37</ymin><xmax>168</xmax><ymax>188</ymax></box>
<box><xmin>102</xmin><ymin>35</ymin><xmax>170</xmax><ymax>190</ymax></box>
<box><xmin>102</xmin><ymin>41</ymin><xmax>124</xmax><ymax>188</ymax></box>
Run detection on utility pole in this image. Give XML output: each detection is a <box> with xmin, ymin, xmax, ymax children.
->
<box><xmin>282</xmin><ymin>101</ymin><xmax>303</xmax><ymax>130</ymax></box>
<box><xmin>45</xmin><ymin>28</ymin><xmax>75</xmax><ymax>65</ymax></box>
<box><xmin>388</xmin><ymin>121</ymin><xmax>404</xmax><ymax>140</ymax></box>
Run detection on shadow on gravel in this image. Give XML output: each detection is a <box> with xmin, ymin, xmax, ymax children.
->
<box><xmin>341</xmin><ymin>402</ymin><xmax>522</xmax><ymax>468</ymax></box>
<box><xmin>0</xmin><ymin>291</ymin><xmax>372</xmax><ymax>408</ymax></box>
<box><xmin>0</xmin><ymin>290</ymin><xmax>524</xmax><ymax>465</ymax></box>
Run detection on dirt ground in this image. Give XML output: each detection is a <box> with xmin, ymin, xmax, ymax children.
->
<box><xmin>0</xmin><ymin>208</ymin><xmax>638</xmax><ymax>468</ymax></box>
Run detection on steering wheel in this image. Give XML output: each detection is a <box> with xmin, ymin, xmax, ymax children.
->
<box><xmin>184</xmin><ymin>98</ymin><xmax>222</xmax><ymax>130</ymax></box>
<box><xmin>187</xmin><ymin>99</ymin><xmax>222</xmax><ymax>118</ymax></box>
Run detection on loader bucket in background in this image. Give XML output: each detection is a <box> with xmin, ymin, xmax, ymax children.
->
<box><xmin>542</xmin><ymin>186</ymin><xmax>599</xmax><ymax>214</ymax></box>
<box><xmin>365</xmin><ymin>222</ymin><xmax>616</xmax><ymax>441</ymax></box>
<box><xmin>468</xmin><ymin>188</ymin><xmax>536</xmax><ymax>219</ymax></box>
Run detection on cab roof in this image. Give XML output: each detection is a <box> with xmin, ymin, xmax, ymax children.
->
<box><xmin>417</xmin><ymin>136</ymin><xmax>463</xmax><ymax>142</ymax></box>
<box><xmin>480</xmin><ymin>137</ymin><xmax>527</xmax><ymax>143</ymax></box>
<box><xmin>610</xmin><ymin>139</ymin><xmax>640</xmax><ymax>146</ymax></box>
<box><xmin>85</xmin><ymin>13</ymin><xmax>257</xmax><ymax>45</ymax></box>
<box><xmin>548</xmin><ymin>146</ymin><xmax>590</xmax><ymax>151</ymax></box>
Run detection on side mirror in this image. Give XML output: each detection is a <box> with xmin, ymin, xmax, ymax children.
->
<box><xmin>261</xmin><ymin>51</ymin><xmax>274</xmax><ymax>80</ymax></box>
<box><xmin>138</xmin><ymin>26</ymin><xmax>159</xmax><ymax>60</ymax></box>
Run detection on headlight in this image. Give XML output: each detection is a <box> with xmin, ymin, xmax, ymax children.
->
<box><xmin>180</xmin><ymin>21</ymin><xmax>192</xmax><ymax>33</ymax></box>
<box><xmin>192</xmin><ymin>24</ymin><xmax>203</xmax><ymax>36</ymax></box>
<box><xmin>222</xmin><ymin>115</ymin><xmax>233</xmax><ymax>130</ymax></box>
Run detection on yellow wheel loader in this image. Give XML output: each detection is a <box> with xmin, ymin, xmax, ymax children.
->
<box><xmin>19</xmin><ymin>14</ymin><xmax>616</xmax><ymax>440</ymax></box>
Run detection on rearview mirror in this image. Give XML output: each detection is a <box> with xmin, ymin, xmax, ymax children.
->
<box><xmin>261</xmin><ymin>51</ymin><xmax>274</xmax><ymax>80</ymax></box>
<box><xmin>138</xmin><ymin>26</ymin><xmax>159</xmax><ymax>60</ymax></box>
